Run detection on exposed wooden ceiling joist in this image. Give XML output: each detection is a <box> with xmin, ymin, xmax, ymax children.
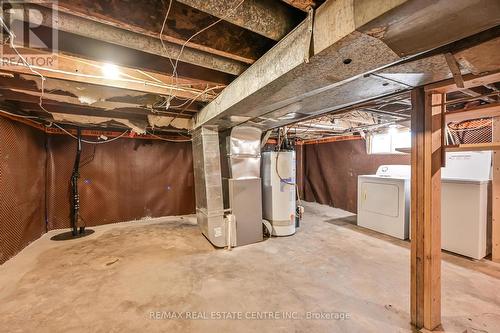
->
<box><xmin>4</xmin><ymin>99</ymin><xmax>192</xmax><ymax>132</ymax></box>
<box><xmin>425</xmin><ymin>71</ymin><xmax>500</xmax><ymax>93</ymax></box>
<box><xmin>461</xmin><ymin>88</ymin><xmax>497</xmax><ymax>104</ymax></box>
<box><xmin>53</xmin><ymin>30</ymin><xmax>235</xmax><ymax>86</ymax></box>
<box><xmin>16</xmin><ymin>4</ymin><xmax>247</xmax><ymax>75</ymax></box>
<box><xmin>9</xmin><ymin>99</ymin><xmax>153</xmax><ymax>121</ymax></box>
<box><xmin>176</xmin><ymin>0</ymin><xmax>301</xmax><ymax>41</ymax></box>
<box><xmin>281</xmin><ymin>0</ymin><xmax>317</xmax><ymax>12</ymax></box>
<box><xmin>1</xmin><ymin>46</ymin><xmax>222</xmax><ymax>102</ymax></box>
<box><xmin>33</xmin><ymin>0</ymin><xmax>274</xmax><ymax>64</ymax></box>
<box><xmin>0</xmin><ymin>69</ymin><xmax>203</xmax><ymax>133</ymax></box>
<box><xmin>0</xmin><ymin>88</ymin><xmax>196</xmax><ymax>117</ymax></box>
<box><xmin>446</xmin><ymin>102</ymin><xmax>500</xmax><ymax>122</ymax></box>
<box><xmin>1</xmin><ymin>0</ymin><xmax>306</xmax><ymax>133</ymax></box>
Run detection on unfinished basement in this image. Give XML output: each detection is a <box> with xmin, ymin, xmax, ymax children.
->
<box><xmin>1</xmin><ymin>0</ymin><xmax>500</xmax><ymax>332</ymax></box>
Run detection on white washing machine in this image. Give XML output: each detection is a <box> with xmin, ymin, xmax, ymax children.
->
<box><xmin>357</xmin><ymin>153</ymin><xmax>491</xmax><ymax>259</ymax></box>
<box><xmin>357</xmin><ymin>165</ymin><xmax>411</xmax><ymax>239</ymax></box>
<box><xmin>441</xmin><ymin>151</ymin><xmax>492</xmax><ymax>260</ymax></box>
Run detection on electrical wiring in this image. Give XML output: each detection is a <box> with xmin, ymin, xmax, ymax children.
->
<box><xmin>180</xmin><ymin>85</ymin><xmax>224</xmax><ymax>109</ymax></box>
<box><xmin>58</xmin><ymin>53</ymin><xmax>161</xmax><ymax>84</ymax></box>
<box><xmin>289</xmin><ymin>115</ymin><xmax>331</xmax><ymax>137</ymax></box>
<box><xmin>159</xmin><ymin>0</ymin><xmax>181</xmax><ymax>104</ymax></box>
<box><xmin>289</xmin><ymin>119</ymin><xmax>317</xmax><ymax>136</ymax></box>
<box><xmin>1</xmin><ymin>8</ymin><xmax>223</xmax><ymax>141</ymax></box>
<box><xmin>56</xmin><ymin>52</ymin><xmax>210</xmax><ymax>98</ymax></box>
<box><xmin>136</xmin><ymin>69</ymin><xmax>165</xmax><ymax>85</ymax></box>
<box><xmin>1</xmin><ymin>107</ymin><xmax>191</xmax><ymax>144</ymax></box>
<box><xmin>146</xmin><ymin>130</ymin><xmax>191</xmax><ymax>142</ymax></box>
<box><xmin>0</xmin><ymin>58</ymin><xmax>206</xmax><ymax>96</ymax></box>
<box><xmin>163</xmin><ymin>84</ymin><xmax>223</xmax><ymax>112</ymax></box>
<box><xmin>153</xmin><ymin>95</ymin><xmax>195</xmax><ymax>111</ymax></box>
<box><xmin>1</xmin><ymin>92</ymin><xmax>193</xmax><ymax>143</ymax></box>
<box><xmin>171</xmin><ymin>0</ymin><xmax>246</xmax><ymax>75</ymax></box>
<box><xmin>166</xmin><ymin>85</ymin><xmax>225</xmax><ymax>126</ymax></box>
<box><xmin>1</xmin><ymin>35</ymin><xmax>211</xmax><ymax>127</ymax></box>
<box><xmin>2</xmin><ymin>14</ymin><xmax>214</xmax><ymax>119</ymax></box>
<box><xmin>159</xmin><ymin>0</ymin><xmax>177</xmax><ymax>73</ymax></box>
<box><xmin>50</xmin><ymin>122</ymin><xmax>129</xmax><ymax>144</ymax></box>
<box><xmin>0</xmin><ymin>16</ymin><xmax>50</xmax><ymax>115</ymax></box>
<box><xmin>0</xmin><ymin>108</ymin><xmax>40</xmax><ymax>120</ymax></box>
<box><xmin>1</xmin><ymin>11</ymin><xmax>197</xmax><ymax>147</ymax></box>
<box><xmin>159</xmin><ymin>0</ymin><xmax>245</xmax><ymax>105</ymax></box>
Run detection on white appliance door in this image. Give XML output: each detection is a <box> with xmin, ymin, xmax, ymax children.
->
<box><xmin>441</xmin><ymin>181</ymin><xmax>489</xmax><ymax>259</ymax></box>
<box><xmin>360</xmin><ymin>181</ymin><xmax>399</xmax><ymax>218</ymax></box>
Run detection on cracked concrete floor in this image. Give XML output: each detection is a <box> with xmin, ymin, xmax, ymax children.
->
<box><xmin>1</xmin><ymin>202</ymin><xmax>500</xmax><ymax>333</ymax></box>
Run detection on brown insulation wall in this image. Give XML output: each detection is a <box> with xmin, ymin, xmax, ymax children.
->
<box><xmin>1</xmin><ymin>115</ymin><xmax>195</xmax><ymax>263</ymax></box>
<box><xmin>299</xmin><ymin>139</ymin><xmax>410</xmax><ymax>213</ymax></box>
<box><xmin>0</xmin><ymin>118</ymin><xmax>46</xmax><ymax>264</ymax></box>
<box><xmin>47</xmin><ymin>136</ymin><xmax>195</xmax><ymax>229</ymax></box>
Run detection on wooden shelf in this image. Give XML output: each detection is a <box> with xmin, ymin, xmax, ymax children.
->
<box><xmin>396</xmin><ymin>143</ymin><xmax>500</xmax><ymax>153</ymax></box>
<box><xmin>445</xmin><ymin>142</ymin><xmax>500</xmax><ymax>152</ymax></box>
<box><xmin>446</xmin><ymin>103</ymin><xmax>500</xmax><ymax>122</ymax></box>
<box><xmin>395</xmin><ymin>147</ymin><xmax>411</xmax><ymax>154</ymax></box>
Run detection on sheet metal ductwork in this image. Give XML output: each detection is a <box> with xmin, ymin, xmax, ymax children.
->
<box><xmin>194</xmin><ymin>0</ymin><xmax>500</xmax><ymax>131</ymax></box>
<box><xmin>192</xmin><ymin>127</ymin><xmax>226</xmax><ymax>247</ymax></box>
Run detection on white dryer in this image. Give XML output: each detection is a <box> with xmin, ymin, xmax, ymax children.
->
<box><xmin>357</xmin><ymin>165</ymin><xmax>411</xmax><ymax>239</ymax></box>
<box><xmin>441</xmin><ymin>151</ymin><xmax>492</xmax><ymax>260</ymax></box>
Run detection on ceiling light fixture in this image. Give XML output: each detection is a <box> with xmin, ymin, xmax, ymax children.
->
<box><xmin>388</xmin><ymin>124</ymin><xmax>398</xmax><ymax>135</ymax></box>
<box><xmin>101</xmin><ymin>63</ymin><xmax>121</xmax><ymax>80</ymax></box>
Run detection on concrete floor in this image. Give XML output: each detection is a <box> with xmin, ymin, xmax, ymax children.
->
<box><xmin>1</xmin><ymin>202</ymin><xmax>500</xmax><ymax>333</ymax></box>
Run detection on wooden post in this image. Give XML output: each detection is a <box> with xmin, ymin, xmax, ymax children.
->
<box><xmin>411</xmin><ymin>87</ymin><xmax>443</xmax><ymax>330</ymax></box>
<box><xmin>493</xmin><ymin>117</ymin><xmax>500</xmax><ymax>262</ymax></box>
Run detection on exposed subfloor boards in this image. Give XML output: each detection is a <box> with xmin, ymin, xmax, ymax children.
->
<box><xmin>0</xmin><ymin>202</ymin><xmax>499</xmax><ymax>332</ymax></box>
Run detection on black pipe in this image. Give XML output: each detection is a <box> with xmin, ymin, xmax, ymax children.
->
<box><xmin>70</xmin><ymin>128</ymin><xmax>82</xmax><ymax>236</ymax></box>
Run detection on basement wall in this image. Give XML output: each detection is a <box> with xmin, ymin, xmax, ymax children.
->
<box><xmin>0</xmin><ymin>116</ymin><xmax>195</xmax><ymax>264</ymax></box>
<box><xmin>0</xmin><ymin>118</ymin><xmax>46</xmax><ymax>264</ymax></box>
<box><xmin>46</xmin><ymin>136</ymin><xmax>195</xmax><ymax>229</ymax></box>
<box><xmin>298</xmin><ymin>138</ymin><xmax>410</xmax><ymax>213</ymax></box>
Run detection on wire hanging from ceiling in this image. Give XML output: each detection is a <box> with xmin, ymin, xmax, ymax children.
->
<box><xmin>0</xmin><ymin>16</ymin><xmax>49</xmax><ymax>115</ymax></box>
<box><xmin>158</xmin><ymin>0</ymin><xmax>246</xmax><ymax>107</ymax></box>
<box><xmin>1</xmin><ymin>2</ymin><xmax>242</xmax><ymax>137</ymax></box>
<box><xmin>50</xmin><ymin>123</ymin><xmax>130</xmax><ymax>144</ymax></box>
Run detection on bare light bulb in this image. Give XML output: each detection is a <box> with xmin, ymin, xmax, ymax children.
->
<box><xmin>101</xmin><ymin>63</ymin><xmax>121</xmax><ymax>80</ymax></box>
<box><xmin>388</xmin><ymin>124</ymin><xmax>398</xmax><ymax>136</ymax></box>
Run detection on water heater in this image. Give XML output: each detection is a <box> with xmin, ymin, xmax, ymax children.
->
<box><xmin>262</xmin><ymin>151</ymin><xmax>296</xmax><ymax>236</ymax></box>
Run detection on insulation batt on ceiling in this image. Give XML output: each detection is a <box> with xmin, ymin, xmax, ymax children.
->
<box><xmin>25</xmin><ymin>75</ymin><xmax>193</xmax><ymax>132</ymax></box>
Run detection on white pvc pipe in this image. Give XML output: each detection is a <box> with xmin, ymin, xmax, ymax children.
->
<box><xmin>226</xmin><ymin>214</ymin><xmax>235</xmax><ymax>251</ymax></box>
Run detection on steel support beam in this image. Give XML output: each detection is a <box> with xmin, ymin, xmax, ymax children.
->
<box><xmin>194</xmin><ymin>0</ymin><xmax>500</xmax><ymax>130</ymax></box>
